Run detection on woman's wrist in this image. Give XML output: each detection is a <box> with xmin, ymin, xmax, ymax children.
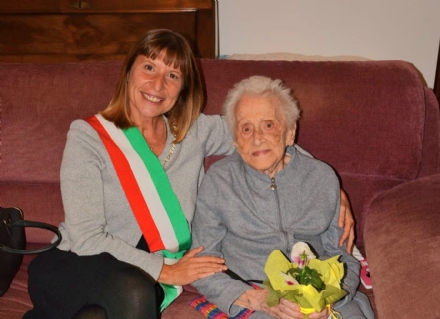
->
<box><xmin>158</xmin><ymin>263</ymin><xmax>171</xmax><ymax>284</ymax></box>
<box><xmin>233</xmin><ymin>289</ymin><xmax>254</xmax><ymax>308</ymax></box>
<box><xmin>233</xmin><ymin>289</ymin><xmax>268</xmax><ymax>311</ymax></box>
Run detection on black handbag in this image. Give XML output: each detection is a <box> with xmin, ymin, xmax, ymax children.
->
<box><xmin>0</xmin><ymin>206</ymin><xmax>62</xmax><ymax>296</ymax></box>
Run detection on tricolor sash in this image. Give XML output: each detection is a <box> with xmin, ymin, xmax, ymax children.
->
<box><xmin>85</xmin><ymin>114</ymin><xmax>191</xmax><ymax>311</ymax></box>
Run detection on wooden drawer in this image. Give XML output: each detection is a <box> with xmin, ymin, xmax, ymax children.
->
<box><xmin>0</xmin><ymin>0</ymin><xmax>215</xmax><ymax>62</ymax></box>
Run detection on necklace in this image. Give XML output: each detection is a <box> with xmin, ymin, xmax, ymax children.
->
<box><xmin>147</xmin><ymin>118</ymin><xmax>166</xmax><ymax>150</ymax></box>
<box><xmin>161</xmin><ymin>143</ymin><xmax>176</xmax><ymax>167</ymax></box>
<box><xmin>161</xmin><ymin>123</ymin><xmax>177</xmax><ymax>167</ymax></box>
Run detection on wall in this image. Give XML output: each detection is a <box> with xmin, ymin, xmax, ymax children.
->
<box><xmin>217</xmin><ymin>0</ymin><xmax>440</xmax><ymax>88</ymax></box>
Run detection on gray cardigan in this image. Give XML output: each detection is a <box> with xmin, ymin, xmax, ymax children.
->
<box><xmin>57</xmin><ymin>114</ymin><xmax>234</xmax><ymax>280</ymax></box>
<box><xmin>191</xmin><ymin>147</ymin><xmax>373</xmax><ymax>318</ymax></box>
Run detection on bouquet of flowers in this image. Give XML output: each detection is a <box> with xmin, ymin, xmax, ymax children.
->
<box><xmin>263</xmin><ymin>242</ymin><xmax>347</xmax><ymax>318</ymax></box>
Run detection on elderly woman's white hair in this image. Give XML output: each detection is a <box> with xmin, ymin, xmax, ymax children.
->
<box><xmin>223</xmin><ymin>75</ymin><xmax>300</xmax><ymax>136</ymax></box>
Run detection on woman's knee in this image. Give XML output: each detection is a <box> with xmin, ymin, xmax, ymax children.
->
<box><xmin>89</xmin><ymin>265</ymin><xmax>159</xmax><ymax>318</ymax></box>
<box><xmin>72</xmin><ymin>305</ymin><xmax>108</xmax><ymax>319</ymax></box>
<box><xmin>111</xmin><ymin>266</ymin><xmax>156</xmax><ymax>298</ymax></box>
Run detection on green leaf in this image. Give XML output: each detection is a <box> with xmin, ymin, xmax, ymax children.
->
<box><xmin>284</xmin><ymin>266</ymin><xmax>326</xmax><ymax>292</ymax></box>
<box><xmin>287</xmin><ymin>268</ymin><xmax>301</xmax><ymax>276</ymax></box>
<box><xmin>265</xmin><ymin>285</ymin><xmax>281</xmax><ymax>307</ymax></box>
<box><xmin>308</xmin><ymin>269</ymin><xmax>325</xmax><ymax>291</ymax></box>
<box><xmin>263</xmin><ymin>278</ymin><xmax>273</xmax><ymax>289</ymax></box>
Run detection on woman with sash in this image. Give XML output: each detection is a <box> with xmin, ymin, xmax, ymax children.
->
<box><xmin>25</xmin><ymin>30</ymin><xmax>355</xmax><ymax>319</ymax></box>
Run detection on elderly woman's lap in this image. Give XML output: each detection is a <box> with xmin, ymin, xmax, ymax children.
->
<box><xmin>335</xmin><ymin>291</ymin><xmax>373</xmax><ymax>319</ymax></box>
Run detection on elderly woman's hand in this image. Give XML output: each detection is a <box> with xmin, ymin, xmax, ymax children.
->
<box><xmin>268</xmin><ymin>298</ymin><xmax>329</xmax><ymax>319</ymax></box>
<box><xmin>234</xmin><ymin>289</ymin><xmax>308</xmax><ymax>319</ymax></box>
<box><xmin>306</xmin><ymin>306</ymin><xmax>330</xmax><ymax>319</ymax></box>
<box><xmin>338</xmin><ymin>189</ymin><xmax>355</xmax><ymax>253</ymax></box>
<box><xmin>158</xmin><ymin>246</ymin><xmax>227</xmax><ymax>286</ymax></box>
<box><xmin>267</xmin><ymin>298</ymin><xmax>328</xmax><ymax>319</ymax></box>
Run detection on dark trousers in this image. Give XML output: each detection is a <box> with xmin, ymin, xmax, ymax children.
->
<box><xmin>24</xmin><ymin>249</ymin><xmax>164</xmax><ymax>319</ymax></box>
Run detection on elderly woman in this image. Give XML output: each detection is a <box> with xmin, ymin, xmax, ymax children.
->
<box><xmin>191</xmin><ymin>76</ymin><xmax>374</xmax><ymax>319</ymax></box>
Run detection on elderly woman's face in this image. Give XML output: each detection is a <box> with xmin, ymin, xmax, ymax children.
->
<box><xmin>233</xmin><ymin>93</ymin><xmax>295</xmax><ymax>177</ymax></box>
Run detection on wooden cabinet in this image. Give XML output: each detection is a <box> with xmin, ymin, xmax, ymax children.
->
<box><xmin>0</xmin><ymin>0</ymin><xmax>215</xmax><ymax>62</ymax></box>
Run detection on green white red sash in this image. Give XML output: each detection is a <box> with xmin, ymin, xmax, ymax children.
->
<box><xmin>85</xmin><ymin>114</ymin><xmax>191</xmax><ymax>311</ymax></box>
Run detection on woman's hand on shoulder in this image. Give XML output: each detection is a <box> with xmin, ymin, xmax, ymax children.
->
<box><xmin>158</xmin><ymin>246</ymin><xmax>227</xmax><ymax>286</ymax></box>
<box><xmin>338</xmin><ymin>189</ymin><xmax>355</xmax><ymax>253</ymax></box>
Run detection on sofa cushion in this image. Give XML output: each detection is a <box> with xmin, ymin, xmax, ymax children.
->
<box><xmin>364</xmin><ymin>173</ymin><xmax>440</xmax><ymax>318</ymax></box>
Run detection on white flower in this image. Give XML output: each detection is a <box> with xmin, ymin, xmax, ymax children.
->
<box><xmin>279</xmin><ymin>271</ymin><xmax>300</xmax><ymax>286</ymax></box>
<box><xmin>291</xmin><ymin>242</ymin><xmax>316</xmax><ymax>268</ymax></box>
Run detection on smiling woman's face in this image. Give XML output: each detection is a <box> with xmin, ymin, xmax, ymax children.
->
<box><xmin>127</xmin><ymin>52</ymin><xmax>183</xmax><ymax>125</ymax></box>
<box><xmin>233</xmin><ymin>93</ymin><xmax>296</xmax><ymax>177</ymax></box>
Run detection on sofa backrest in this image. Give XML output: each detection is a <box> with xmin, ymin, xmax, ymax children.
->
<box><xmin>0</xmin><ymin>61</ymin><xmax>122</xmax><ymax>242</ymax></box>
<box><xmin>0</xmin><ymin>59</ymin><xmax>438</xmax><ymax>244</ymax></box>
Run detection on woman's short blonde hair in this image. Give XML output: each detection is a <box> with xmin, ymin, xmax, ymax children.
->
<box><xmin>223</xmin><ymin>75</ymin><xmax>300</xmax><ymax>138</ymax></box>
<box><xmin>101</xmin><ymin>29</ymin><xmax>204</xmax><ymax>143</ymax></box>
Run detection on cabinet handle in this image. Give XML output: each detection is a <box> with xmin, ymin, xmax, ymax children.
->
<box><xmin>70</xmin><ymin>1</ymin><xmax>90</xmax><ymax>9</ymax></box>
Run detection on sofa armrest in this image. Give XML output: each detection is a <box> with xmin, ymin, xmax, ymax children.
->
<box><xmin>364</xmin><ymin>173</ymin><xmax>440</xmax><ymax>318</ymax></box>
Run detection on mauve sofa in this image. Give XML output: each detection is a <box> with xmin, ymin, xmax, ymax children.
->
<box><xmin>1</xmin><ymin>58</ymin><xmax>439</xmax><ymax>319</ymax></box>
